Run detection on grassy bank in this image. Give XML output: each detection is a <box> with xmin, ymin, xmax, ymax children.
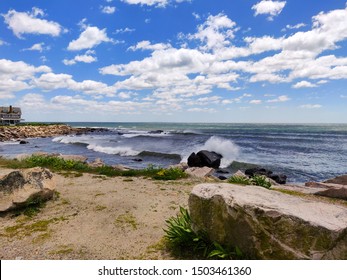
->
<box><xmin>0</xmin><ymin>155</ymin><xmax>188</xmax><ymax>181</ymax></box>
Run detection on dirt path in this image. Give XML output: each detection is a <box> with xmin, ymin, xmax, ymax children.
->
<box><xmin>0</xmin><ymin>169</ymin><xmax>202</xmax><ymax>260</ymax></box>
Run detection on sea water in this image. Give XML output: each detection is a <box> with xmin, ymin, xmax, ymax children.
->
<box><xmin>1</xmin><ymin>122</ymin><xmax>346</xmax><ymax>183</ymax></box>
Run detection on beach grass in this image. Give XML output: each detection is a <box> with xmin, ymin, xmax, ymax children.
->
<box><xmin>0</xmin><ymin>155</ymin><xmax>188</xmax><ymax>181</ymax></box>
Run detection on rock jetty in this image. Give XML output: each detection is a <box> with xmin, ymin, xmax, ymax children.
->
<box><xmin>0</xmin><ymin>124</ymin><xmax>107</xmax><ymax>142</ymax></box>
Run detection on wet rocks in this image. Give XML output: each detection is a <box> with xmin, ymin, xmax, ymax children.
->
<box><xmin>0</xmin><ymin>125</ymin><xmax>109</xmax><ymax>142</ymax></box>
<box><xmin>187</xmin><ymin>150</ymin><xmax>222</xmax><ymax>169</ymax></box>
<box><xmin>245</xmin><ymin>167</ymin><xmax>287</xmax><ymax>184</ymax></box>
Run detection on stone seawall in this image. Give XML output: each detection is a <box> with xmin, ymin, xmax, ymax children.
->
<box><xmin>0</xmin><ymin>125</ymin><xmax>104</xmax><ymax>142</ymax></box>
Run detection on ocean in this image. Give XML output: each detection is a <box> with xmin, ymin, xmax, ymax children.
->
<box><xmin>1</xmin><ymin>122</ymin><xmax>347</xmax><ymax>183</ymax></box>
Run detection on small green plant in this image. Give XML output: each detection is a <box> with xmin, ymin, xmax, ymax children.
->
<box><xmin>228</xmin><ymin>174</ymin><xmax>271</xmax><ymax>189</ymax></box>
<box><xmin>153</xmin><ymin>167</ymin><xmax>188</xmax><ymax>181</ymax></box>
<box><xmin>227</xmin><ymin>175</ymin><xmax>252</xmax><ymax>185</ymax></box>
<box><xmin>164</xmin><ymin>207</ymin><xmax>242</xmax><ymax>259</ymax></box>
<box><xmin>250</xmin><ymin>175</ymin><xmax>272</xmax><ymax>189</ymax></box>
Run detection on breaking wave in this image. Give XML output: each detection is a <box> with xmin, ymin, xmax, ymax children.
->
<box><xmin>87</xmin><ymin>144</ymin><xmax>139</xmax><ymax>156</ymax></box>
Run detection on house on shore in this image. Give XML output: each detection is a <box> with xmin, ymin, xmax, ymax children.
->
<box><xmin>0</xmin><ymin>105</ymin><xmax>23</xmax><ymax>125</ymax></box>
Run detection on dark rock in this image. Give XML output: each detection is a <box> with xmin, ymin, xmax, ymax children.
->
<box><xmin>149</xmin><ymin>130</ymin><xmax>164</xmax><ymax>134</ymax></box>
<box><xmin>187</xmin><ymin>152</ymin><xmax>203</xmax><ymax>167</ymax></box>
<box><xmin>218</xmin><ymin>176</ymin><xmax>228</xmax><ymax>180</ymax></box>
<box><xmin>188</xmin><ymin>150</ymin><xmax>222</xmax><ymax>169</ymax></box>
<box><xmin>269</xmin><ymin>174</ymin><xmax>287</xmax><ymax>185</ymax></box>
<box><xmin>132</xmin><ymin>158</ymin><xmax>143</xmax><ymax>162</ymax></box>
<box><xmin>19</xmin><ymin>140</ymin><xmax>29</xmax><ymax>144</ymax></box>
<box><xmin>245</xmin><ymin>167</ymin><xmax>273</xmax><ymax>177</ymax></box>
<box><xmin>216</xmin><ymin>168</ymin><xmax>230</xmax><ymax>174</ymax></box>
<box><xmin>245</xmin><ymin>167</ymin><xmax>287</xmax><ymax>184</ymax></box>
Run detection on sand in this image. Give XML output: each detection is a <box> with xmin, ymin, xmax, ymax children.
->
<box><xmin>0</xmin><ymin>168</ymin><xmax>203</xmax><ymax>260</ymax></box>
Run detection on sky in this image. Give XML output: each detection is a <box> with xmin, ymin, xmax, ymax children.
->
<box><xmin>1</xmin><ymin>0</ymin><xmax>347</xmax><ymax>123</ymax></box>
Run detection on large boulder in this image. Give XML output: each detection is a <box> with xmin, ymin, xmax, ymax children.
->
<box><xmin>187</xmin><ymin>150</ymin><xmax>222</xmax><ymax>169</ymax></box>
<box><xmin>185</xmin><ymin>167</ymin><xmax>214</xmax><ymax>179</ymax></box>
<box><xmin>0</xmin><ymin>168</ymin><xmax>56</xmax><ymax>213</ymax></box>
<box><xmin>189</xmin><ymin>183</ymin><xmax>347</xmax><ymax>259</ymax></box>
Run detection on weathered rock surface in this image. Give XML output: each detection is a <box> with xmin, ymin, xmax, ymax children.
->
<box><xmin>302</xmin><ymin>182</ymin><xmax>347</xmax><ymax>200</ymax></box>
<box><xmin>185</xmin><ymin>167</ymin><xmax>214</xmax><ymax>178</ymax></box>
<box><xmin>324</xmin><ymin>174</ymin><xmax>347</xmax><ymax>185</ymax></box>
<box><xmin>0</xmin><ymin>168</ymin><xmax>56</xmax><ymax>213</ymax></box>
<box><xmin>189</xmin><ymin>183</ymin><xmax>347</xmax><ymax>259</ymax></box>
<box><xmin>0</xmin><ymin>125</ymin><xmax>108</xmax><ymax>142</ymax></box>
<box><xmin>187</xmin><ymin>150</ymin><xmax>222</xmax><ymax>168</ymax></box>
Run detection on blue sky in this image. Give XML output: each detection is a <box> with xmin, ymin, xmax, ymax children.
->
<box><xmin>1</xmin><ymin>0</ymin><xmax>347</xmax><ymax>123</ymax></box>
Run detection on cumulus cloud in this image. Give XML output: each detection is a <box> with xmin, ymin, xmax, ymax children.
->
<box><xmin>252</xmin><ymin>1</ymin><xmax>286</xmax><ymax>21</ymax></box>
<box><xmin>292</xmin><ymin>81</ymin><xmax>317</xmax><ymax>88</ymax></box>
<box><xmin>101</xmin><ymin>6</ymin><xmax>116</xmax><ymax>14</ymax></box>
<box><xmin>250</xmin><ymin>99</ymin><xmax>262</xmax><ymax>104</ymax></box>
<box><xmin>128</xmin><ymin>40</ymin><xmax>171</xmax><ymax>51</ymax></box>
<box><xmin>299</xmin><ymin>104</ymin><xmax>322</xmax><ymax>109</ymax></box>
<box><xmin>63</xmin><ymin>51</ymin><xmax>97</xmax><ymax>65</ymax></box>
<box><xmin>188</xmin><ymin>13</ymin><xmax>237</xmax><ymax>51</ymax></box>
<box><xmin>67</xmin><ymin>26</ymin><xmax>112</xmax><ymax>51</ymax></box>
<box><xmin>267</xmin><ymin>95</ymin><xmax>290</xmax><ymax>102</ymax></box>
<box><xmin>23</xmin><ymin>42</ymin><xmax>49</xmax><ymax>52</ymax></box>
<box><xmin>121</xmin><ymin>0</ymin><xmax>190</xmax><ymax>8</ymax></box>
<box><xmin>3</xmin><ymin>8</ymin><xmax>64</xmax><ymax>38</ymax></box>
<box><xmin>115</xmin><ymin>27</ymin><xmax>135</xmax><ymax>34</ymax></box>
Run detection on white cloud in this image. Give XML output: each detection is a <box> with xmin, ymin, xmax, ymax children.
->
<box><xmin>115</xmin><ymin>27</ymin><xmax>135</xmax><ymax>34</ymax></box>
<box><xmin>34</xmin><ymin>72</ymin><xmax>116</xmax><ymax>97</ymax></box>
<box><xmin>250</xmin><ymin>99</ymin><xmax>262</xmax><ymax>104</ymax></box>
<box><xmin>188</xmin><ymin>13</ymin><xmax>237</xmax><ymax>51</ymax></box>
<box><xmin>340</xmin><ymin>94</ymin><xmax>347</xmax><ymax>98</ymax></box>
<box><xmin>67</xmin><ymin>26</ymin><xmax>112</xmax><ymax>51</ymax></box>
<box><xmin>121</xmin><ymin>0</ymin><xmax>190</xmax><ymax>8</ymax></box>
<box><xmin>299</xmin><ymin>104</ymin><xmax>322</xmax><ymax>109</ymax></box>
<box><xmin>252</xmin><ymin>1</ymin><xmax>286</xmax><ymax>21</ymax></box>
<box><xmin>23</xmin><ymin>42</ymin><xmax>49</xmax><ymax>52</ymax></box>
<box><xmin>0</xmin><ymin>59</ymin><xmax>51</xmax><ymax>98</ymax></box>
<box><xmin>63</xmin><ymin>51</ymin><xmax>97</xmax><ymax>65</ymax></box>
<box><xmin>292</xmin><ymin>81</ymin><xmax>317</xmax><ymax>88</ymax></box>
<box><xmin>267</xmin><ymin>95</ymin><xmax>290</xmax><ymax>102</ymax></box>
<box><xmin>128</xmin><ymin>40</ymin><xmax>171</xmax><ymax>51</ymax></box>
<box><xmin>3</xmin><ymin>8</ymin><xmax>64</xmax><ymax>38</ymax></box>
<box><xmin>101</xmin><ymin>6</ymin><xmax>116</xmax><ymax>14</ymax></box>
<box><xmin>282</xmin><ymin>23</ymin><xmax>306</xmax><ymax>31</ymax></box>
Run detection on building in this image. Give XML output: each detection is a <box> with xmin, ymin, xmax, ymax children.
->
<box><xmin>0</xmin><ymin>105</ymin><xmax>23</xmax><ymax>125</ymax></box>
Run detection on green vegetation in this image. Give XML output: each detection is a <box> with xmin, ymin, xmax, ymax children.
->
<box><xmin>114</xmin><ymin>212</ymin><xmax>138</xmax><ymax>230</ymax></box>
<box><xmin>0</xmin><ymin>155</ymin><xmax>187</xmax><ymax>181</ymax></box>
<box><xmin>228</xmin><ymin>174</ymin><xmax>272</xmax><ymax>189</ymax></box>
<box><xmin>3</xmin><ymin>216</ymin><xmax>67</xmax><ymax>238</ymax></box>
<box><xmin>164</xmin><ymin>207</ymin><xmax>242</xmax><ymax>259</ymax></box>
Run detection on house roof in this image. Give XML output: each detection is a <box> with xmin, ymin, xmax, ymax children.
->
<box><xmin>0</xmin><ymin>106</ymin><xmax>21</xmax><ymax>114</ymax></box>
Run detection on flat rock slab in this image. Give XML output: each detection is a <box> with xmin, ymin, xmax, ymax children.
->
<box><xmin>189</xmin><ymin>183</ymin><xmax>347</xmax><ymax>259</ymax></box>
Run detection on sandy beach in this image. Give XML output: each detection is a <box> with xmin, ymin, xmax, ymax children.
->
<box><xmin>0</xmin><ymin>167</ymin><xmax>203</xmax><ymax>260</ymax></box>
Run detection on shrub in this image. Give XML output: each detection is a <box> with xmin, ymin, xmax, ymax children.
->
<box><xmin>250</xmin><ymin>175</ymin><xmax>272</xmax><ymax>189</ymax></box>
<box><xmin>153</xmin><ymin>167</ymin><xmax>188</xmax><ymax>180</ymax></box>
<box><xmin>164</xmin><ymin>207</ymin><xmax>242</xmax><ymax>259</ymax></box>
<box><xmin>228</xmin><ymin>174</ymin><xmax>271</xmax><ymax>189</ymax></box>
<box><xmin>227</xmin><ymin>175</ymin><xmax>252</xmax><ymax>185</ymax></box>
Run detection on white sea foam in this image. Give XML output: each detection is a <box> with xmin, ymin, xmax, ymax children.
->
<box><xmin>201</xmin><ymin>136</ymin><xmax>239</xmax><ymax>167</ymax></box>
<box><xmin>87</xmin><ymin>144</ymin><xmax>139</xmax><ymax>156</ymax></box>
<box><xmin>182</xmin><ymin>136</ymin><xmax>239</xmax><ymax>167</ymax></box>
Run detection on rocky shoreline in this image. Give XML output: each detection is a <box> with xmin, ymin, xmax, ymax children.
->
<box><xmin>0</xmin><ymin>124</ymin><xmax>107</xmax><ymax>142</ymax></box>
